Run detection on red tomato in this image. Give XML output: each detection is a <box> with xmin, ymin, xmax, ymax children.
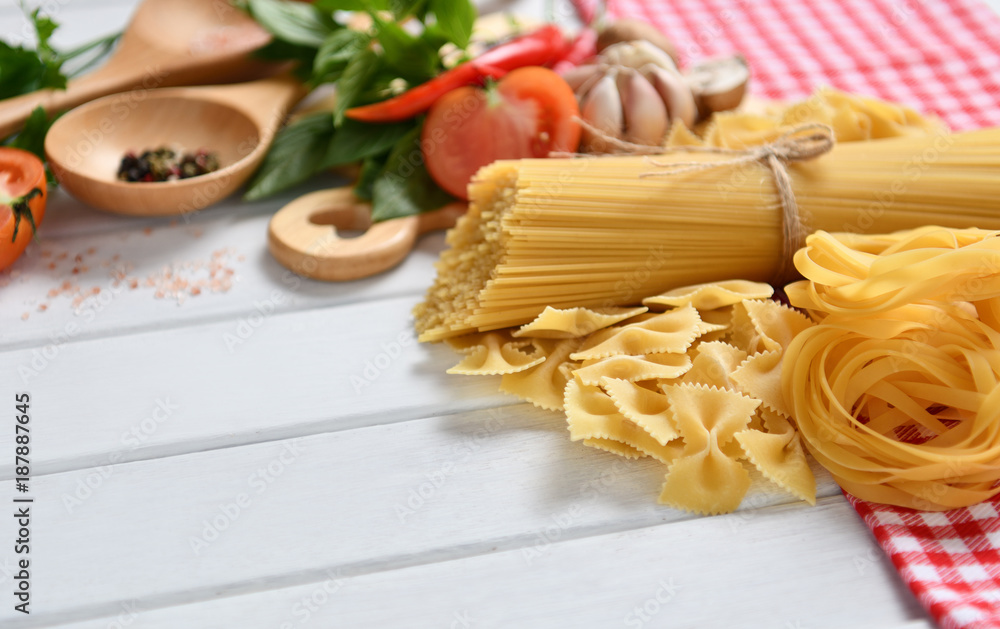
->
<box><xmin>0</xmin><ymin>148</ymin><xmax>47</xmax><ymax>272</ymax></box>
<box><xmin>421</xmin><ymin>66</ymin><xmax>581</xmax><ymax>200</ymax></box>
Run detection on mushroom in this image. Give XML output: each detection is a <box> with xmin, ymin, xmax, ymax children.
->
<box><xmin>685</xmin><ymin>55</ymin><xmax>751</xmax><ymax>118</ymax></box>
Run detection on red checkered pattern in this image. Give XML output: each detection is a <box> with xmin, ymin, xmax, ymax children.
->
<box><xmin>568</xmin><ymin>0</ymin><xmax>1000</xmax><ymax>626</ymax></box>
<box><xmin>571</xmin><ymin>0</ymin><xmax>1000</xmax><ymax>131</ymax></box>
<box><xmin>848</xmin><ymin>494</ymin><xmax>1000</xmax><ymax>629</ymax></box>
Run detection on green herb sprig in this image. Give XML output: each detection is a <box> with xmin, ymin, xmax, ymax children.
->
<box><xmin>242</xmin><ymin>0</ymin><xmax>476</xmax><ymax>221</ymax></box>
<box><xmin>0</xmin><ymin>3</ymin><xmax>119</xmax><ymax>101</ymax></box>
<box><xmin>1</xmin><ymin>3</ymin><xmax>120</xmax><ymax>186</ymax></box>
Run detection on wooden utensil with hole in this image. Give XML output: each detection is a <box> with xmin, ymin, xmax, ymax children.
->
<box><xmin>0</xmin><ymin>0</ymin><xmax>272</xmax><ymax>138</ymax></box>
<box><xmin>268</xmin><ymin>188</ymin><xmax>467</xmax><ymax>281</ymax></box>
<box><xmin>45</xmin><ymin>75</ymin><xmax>306</xmax><ymax>216</ymax></box>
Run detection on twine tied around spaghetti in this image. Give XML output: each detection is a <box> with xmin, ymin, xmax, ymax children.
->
<box><xmin>572</xmin><ymin>120</ymin><xmax>836</xmax><ymax>283</ymax></box>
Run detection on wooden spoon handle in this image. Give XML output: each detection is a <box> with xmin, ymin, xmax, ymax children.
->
<box><xmin>267</xmin><ymin>187</ymin><xmax>466</xmax><ymax>281</ymax></box>
<box><xmin>0</xmin><ymin>66</ymin><xmax>147</xmax><ymax>139</ymax></box>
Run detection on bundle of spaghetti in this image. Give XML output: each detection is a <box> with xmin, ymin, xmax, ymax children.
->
<box><xmin>783</xmin><ymin>227</ymin><xmax>1000</xmax><ymax>510</ymax></box>
<box><xmin>414</xmin><ymin>127</ymin><xmax>1000</xmax><ymax>342</ymax></box>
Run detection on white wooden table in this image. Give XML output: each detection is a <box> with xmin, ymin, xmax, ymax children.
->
<box><xmin>4</xmin><ymin>1</ymin><xmax>998</xmax><ymax>626</ymax></box>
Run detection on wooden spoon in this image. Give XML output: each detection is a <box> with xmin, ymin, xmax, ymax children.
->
<box><xmin>268</xmin><ymin>188</ymin><xmax>467</xmax><ymax>281</ymax></box>
<box><xmin>0</xmin><ymin>0</ymin><xmax>272</xmax><ymax>138</ymax></box>
<box><xmin>44</xmin><ymin>75</ymin><xmax>306</xmax><ymax>216</ymax></box>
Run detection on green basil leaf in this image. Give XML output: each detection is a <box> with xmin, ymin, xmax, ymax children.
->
<box><xmin>371</xmin><ymin>126</ymin><xmax>453</xmax><ymax>222</ymax></box>
<box><xmin>323</xmin><ymin>118</ymin><xmax>414</xmax><ymax>167</ymax></box>
<box><xmin>353</xmin><ymin>153</ymin><xmax>388</xmax><ymax>202</ymax></box>
<box><xmin>333</xmin><ymin>48</ymin><xmax>380</xmax><ymax>125</ymax></box>
<box><xmin>312</xmin><ymin>29</ymin><xmax>368</xmax><ymax>84</ymax></box>
<box><xmin>246</xmin><ymin>0</ymin><xmax>336</xmax><ymax>48</ymax></box>
<box><xmin>371</xmin><ymin>16</ymin><xmax>438</xmax><ymax>84</ymax></box>
<box><xmin>244</xmin><ymin>112</ymin><xmax>336</xmax><ymax>200</ymax></box>
<box><xmin>429</xmin><ymin>0</ymin><xmax>475</xmax><ymax>48</ymax></box>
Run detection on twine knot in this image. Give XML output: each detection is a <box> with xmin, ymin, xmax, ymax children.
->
<box><xmin>638</xmin><ymin>122</ymin><xmax>836</xmax><ymax>283</ymax></box>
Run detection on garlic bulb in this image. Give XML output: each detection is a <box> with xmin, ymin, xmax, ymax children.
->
<box><xmin>562</xmin><ymin>41</ymin><xmax>751</xmax><ymax>153</ymax></box>
<box><xmin>565</xmin><ymin>41</ymin><xmax>697</xmax><ymax>152</ymax></box>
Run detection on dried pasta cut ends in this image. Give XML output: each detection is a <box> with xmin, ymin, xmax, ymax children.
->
<box><xmin>644</xmin><ymin>280</ymin><xmax>774</xmax><ymax>311</ymax></box>
<box><xmin>446</xmin><ymin>331</ymin><xmax>545</xmax><ymax>375</ymax></box>
<box><xmin>513</xmin><ymin>306</ymin><xmax>648</xmax><ymax>338</ymax></box>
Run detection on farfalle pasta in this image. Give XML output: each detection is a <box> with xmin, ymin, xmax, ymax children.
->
<box><xmin>441</xmin><ymin>288</ymin><xmax>818</xmax><ymax>514</ymax></box>
<box><xmin>783</xmin><ymin>226</ymin><xmax>1000</xmax><ymax>510</ymax></box>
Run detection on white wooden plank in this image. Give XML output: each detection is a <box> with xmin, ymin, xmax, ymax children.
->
<box><xmin>0</xmin><ymin>404</ymin><xmax>843</xmax><ymax>626</ymax></box>
<box><xmin>0</xmin><ymin>294</ymin><xmax>516</xmax><ymax>477</ymax></box>
<box><xmin>0</xmin><ymin>177</ymin><xmax>446</xmax><ymax>350</ymax></box>
<box><xmin>14</xmin><ymin>495</ymin><xmax>927</xmax><ymax>629</ymax></box>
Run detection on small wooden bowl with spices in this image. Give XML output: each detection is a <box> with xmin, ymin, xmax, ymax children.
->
<box><xmin>45</xmin><ymin>75</ymin><xmax>306</xmax><ymax>216</ymax></box>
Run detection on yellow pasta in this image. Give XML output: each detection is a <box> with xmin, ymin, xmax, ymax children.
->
<box><xmin>643</xmin><ymin>280</ymin><xmax>774</xmax><ymax>311</ymax></box>
<box><xmin>414</xmin><ymin>127</ymin><xmax>1000</xmax><ymax>342</ymax></box>
<box><xmin>565</xmin><ymin>380</ymin><xmax>682</xmax><ymax>464</ymax></box>
<box><xmin>440</xmin><ymin>280</ymin><xmax>818</xmax><ymax>513</ymax></box>
<box><xmin>601</xmin><ymin>377</ymin><xmax>679</xmax><ymax>445</ymax></box>
<box><xmin>679</xmin><ymin>340</ymin><xmax>747</xmax><ymax>390</ymax></box>
<box><xmin>445</xmin><ymin>330</ymin><xmax>543</xmax><ymax>375</ymax></box>
<box><xmin>690</xmin><ymin>87</ymin><xmax>945</xmax><ymax>149</ymax></box>
<box><xmin>571</xmin><ymin>306</ymin><xmax>706</xmax><ymax>360</ymax></box>
<box><xmin>499</xmin><ymin>338</ymin><xmax>581</xmax><ymax>410</ymax></box>
<box><xmin>513</xmin><ymin>305</ymin><xmax>648</xmax><ymax>338</ymax></box>
<box><xmin>572</xmin><ymin>353</ymin><xmax>692</xmax><ymax>386</ymax></box>
<box><xmin>783</xmin><ymin>226</ymin><xmax>1000</xmax><ymax>510</ymax></box>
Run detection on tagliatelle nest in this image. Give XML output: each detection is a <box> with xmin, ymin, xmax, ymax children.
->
<box><xmin>783</xmin><ymin>226</ymin><xmax>1000</xmax><ymax>511</ymax></box>
<box><xmin>441</xmin><ymin>280</ymin><xmax>817</xmax><ymax>515</ymax></box>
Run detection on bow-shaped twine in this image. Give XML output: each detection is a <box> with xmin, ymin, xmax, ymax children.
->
<box><xmin>571</xmin><ymin>120</ymin><xmax>836</xmax><ymax>283</ymax></box>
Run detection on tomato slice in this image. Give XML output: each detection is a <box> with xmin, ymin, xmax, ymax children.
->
<box><xmin>422</xmin><ymin>66</ymin><xmax>581</xmax><ymax>200</ymax></box>
<box><xmin>0</xmin><ymin>147</ymin><xmax>47</xmax><ymax>272</ymax></box>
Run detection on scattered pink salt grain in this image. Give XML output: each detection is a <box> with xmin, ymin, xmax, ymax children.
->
<box><xmin>12</xmin><ymin>230</ymin><xmax>243</xmax><ymax>320</ymax></box>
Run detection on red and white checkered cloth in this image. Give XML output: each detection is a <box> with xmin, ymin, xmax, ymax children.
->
<box><xmin>849</xmin><ymin>495</ymin><xmax>1000</xmax><ymax>629</ymax></box>
<box><xmin>568</xmin><ymin>0</ymin><xmax>1000</xmax><ymax>626</ymax></box>
<box><xmin>572</xmin><ymin>0</ymin><xmax>1000</xmax><ymax>130</ymax></box>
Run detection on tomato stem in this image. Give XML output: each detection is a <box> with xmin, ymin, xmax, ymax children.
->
<box><xmin>8</xmin><ymin>188</ymin><xmax>41</xmax><ymax>243</ymax></box>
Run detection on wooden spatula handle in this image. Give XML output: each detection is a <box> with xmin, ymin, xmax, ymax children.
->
<box><xmin>267</xmin><ymin>187</ymin><xmax>466</xmax><ymax>281</ymax></box>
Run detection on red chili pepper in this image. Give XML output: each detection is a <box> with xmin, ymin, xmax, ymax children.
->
<box><xmin>552</xmin><ymin>28</ymin><xmax>597</xmax><ymax>74</ymax></box>
<box><xmin>345</xmin><ymin>24</ymin><xmax>569</xmax><ymax>123</ymax></box>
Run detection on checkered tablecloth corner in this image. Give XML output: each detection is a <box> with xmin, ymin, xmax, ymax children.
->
<box><xmin>846</xmin><ymin>493</ymin><xmax>1000</xmax><ymax>629</ymax></box>
<box><xmin>571</xmin><ymin>0</ymin><xmax>1000</xmax><ymax>131</ymax></box>
<box><xmin>569</xmin><ymin>0</ymin><xmax>1000</xmax><ymax>626</ymax></box>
